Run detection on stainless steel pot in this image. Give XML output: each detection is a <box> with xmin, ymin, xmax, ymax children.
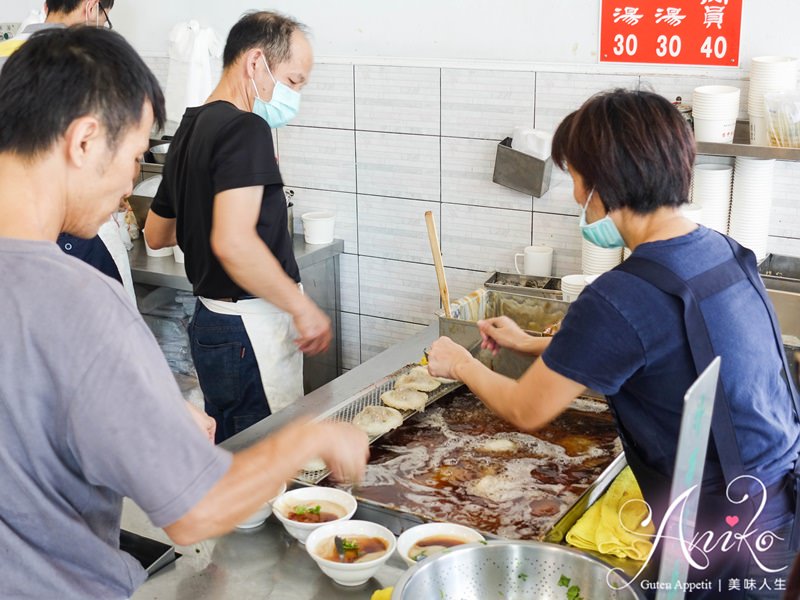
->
<box><xmin>391</xmin><ymin>540</ymin><xmax>644</xmax><ymax>600</ymax></box>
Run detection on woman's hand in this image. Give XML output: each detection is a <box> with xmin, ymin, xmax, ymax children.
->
<box><xmin>477</xmin><ymin>316</ymin><xmax>531</xmax><ymax>354</ymax></box>
<box><xmin>427</xmin><ymin>336</ymin><xmax>474</xmax><ymax>381</ymax></box>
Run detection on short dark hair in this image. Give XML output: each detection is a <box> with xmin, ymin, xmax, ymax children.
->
<box><xmin>0</xmin><ymin>27</ymin><xmax>164</xmax><ymax>157</ymax></box>
<box><xmin>552</xmin><ymin>89</ymin><xmax>695</xmax><ymax>214</ymax></box>
<box><xmin>46</xmin><ymin>0</ymin><xmax>115</xmax><ymax>14</ymax></box>
<box><xmin>223</xmin><ymin>11</ymin><xmax>307</xmax><ymax>69</ymax></box>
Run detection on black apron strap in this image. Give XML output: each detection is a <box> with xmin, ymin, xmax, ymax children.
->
<box><xmin>721</xmin><ymin>236</ymin><xmax>800</xmax><ymax>549</ymax></box>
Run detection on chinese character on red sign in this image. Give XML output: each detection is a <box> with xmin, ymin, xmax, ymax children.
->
<box><xmin>600</xmin><ymin>0</ymin><xmax>742</xmax><ymax>66</ymax></box>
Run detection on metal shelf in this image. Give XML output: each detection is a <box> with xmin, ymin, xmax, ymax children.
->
<box><xmin>696</xmin><ymin>120</ymin><xmax>800</xmax><ymax>161</ymax></box>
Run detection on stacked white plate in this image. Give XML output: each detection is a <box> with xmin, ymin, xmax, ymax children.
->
<box><xmin>728</xmin><ymin>157</ymin><xmax>775</xmax><ymax>261</ymax></box>
<box><xmin>692</xmin><ymin>85</ymin><xmax>740</xmax><ymax>143</ymax></box>
<box><xmin>690</xmin><ymin>164</ymin><xmax>733</xmax><ymax>233</ymax></box>
<box><xmin>748</xmin><ymin>56</ymin><xmax>798</xmax><ymax>145</ymax></box>
<box><xmin>581</xmin><ymin>238</ymin><xmax>623</xmax><ymax>276</ymax></box>
<box><xmin>561</xmin><ymin>274</ymin><xmax>588</xmax><ymax>302</ymax></box>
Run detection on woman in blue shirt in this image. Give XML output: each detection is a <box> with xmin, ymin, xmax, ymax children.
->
<box><xmin>428</xmin><ymin>89</ymin><xmax>800</xmax><ymax>599</ymax></box>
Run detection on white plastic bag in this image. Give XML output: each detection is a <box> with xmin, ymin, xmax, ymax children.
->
<box><xmin>164</xmin><ymin>21</ymin><xmax>222</xmax><ymax>126</ymax></box>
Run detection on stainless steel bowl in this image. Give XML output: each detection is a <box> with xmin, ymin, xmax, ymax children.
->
<box><xmin>149</xmin><ymin>142</ymin><xmax>170</xmax><ymax>165</ymax></box>
<box><xmin>391</xmin><ymin>540</ymin><xmax>644</xmax><ymax>600</ymax></box>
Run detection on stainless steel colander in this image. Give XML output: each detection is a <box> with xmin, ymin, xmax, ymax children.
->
<box><xmin>391</xmin><ymin>540</ymin><xmax>644</xmax><ymax>600</ymax></box>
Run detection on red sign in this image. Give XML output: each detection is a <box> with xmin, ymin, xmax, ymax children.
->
<box><xmin>600</xmin><ymin>0</ymin><xmax>742</xmax><ymax>67</ymax></box>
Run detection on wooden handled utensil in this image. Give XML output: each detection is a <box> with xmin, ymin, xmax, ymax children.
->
<box><xmin>425</xmin><ymin>211</ymin><xmax>452</xmax><ymax>318</ymax></box>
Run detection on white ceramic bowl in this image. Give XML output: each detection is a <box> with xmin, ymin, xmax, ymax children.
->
<box><xmin>305</xmin><ymin>520</ymin><xmax>396</xmax><ymax>586</ymax></box>
<box><xmin>273</xmin><ymin>486</ymin><xmax>357</xmax><ymax>544</ymax></box>
<box><xmin>396</xmin><ymin>522</ymin><xmax>485</xmax><ymax>568</ymax></box>
<box><xmin>235</xmin><ymin>482</ymin><xmax>287</xmax><ymax>530</ymax></box>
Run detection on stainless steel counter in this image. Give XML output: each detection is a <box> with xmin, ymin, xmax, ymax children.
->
<box><xmin>127</xmin><ymin>325</ymin><xmax>438</xmax><ymax>599</ymax></box>
<box><xmin>128</xmin><ymin>235</ymin><xmax>345</xmax><ymax>293</ymax></box>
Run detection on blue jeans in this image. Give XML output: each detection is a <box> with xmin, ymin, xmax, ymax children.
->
<box><xmin>188</xmin><ymin>300</ymin><xmax>270</xmax><ymax>444</ymax></box>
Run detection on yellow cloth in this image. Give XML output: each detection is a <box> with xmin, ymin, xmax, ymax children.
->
<box><xmin>566</xmin><ymin>466</ymin><xmax>655</xmax><ymax>561</ymax></box>
<box><xmin>370</xmin><ymin>588</ymin><xmax>393</xmax><ymax>600</ymax></box>
<box><xmin>0</xmin><ymin>38</ymin><xmax>26</xmax><ymax>58</ymax></box>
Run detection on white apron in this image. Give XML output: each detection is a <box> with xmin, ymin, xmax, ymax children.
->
<box><xmin>97</xmin><ymin>218</ymin><xmax>136</xmax><ymax>306</ymax></box>
<box><xmin>198</xmin><ymin>294</ymin><xmax>304</xmax><ymax>413</ymax></box>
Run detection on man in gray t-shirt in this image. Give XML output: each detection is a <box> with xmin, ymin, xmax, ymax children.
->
<box><xmin>0</xmin><ymin>28</ymin><xmax>368</xmax><ymax>600</ymax></box>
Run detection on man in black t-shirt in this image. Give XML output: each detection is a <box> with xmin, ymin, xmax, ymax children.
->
<box><xmin>146</xmin><ymin>12</ymin><xmax>331</xmax><ymax>443</ymax></box>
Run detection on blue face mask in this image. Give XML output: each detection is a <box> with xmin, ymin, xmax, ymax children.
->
<box><xmin>579</xmin><ymin>190</ymin><xmax>626</xmax><ymax>249</ymax></box>
<box><xmin>251</xmin><ymin>57</ymin><xmax>301</xmax><ymax>128</ymax></box>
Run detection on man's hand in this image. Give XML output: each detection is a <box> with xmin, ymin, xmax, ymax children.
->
<box><xmin>311</xmin><ymin>422</ymin><xmax>370</xmax><ymax>483</ymax></box>
<box><xmin>292</xmin><ymin>299</ymin><xmax>332</xmax><ymax>356</ymax></box>
<box><xmin>186</xmin><ymin>402</ymin><xmax>216</xmax><ymax>443</ymax></box>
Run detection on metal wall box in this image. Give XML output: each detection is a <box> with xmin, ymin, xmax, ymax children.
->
<box><xmin>492</xmin><ymin>137</ymin><xmax>553</xmax><ymax>198</ymax></box>
<box><xmin>759</xmin><ymin>253</ymin><xmax>800</xmax><ymax>295</ymax></box>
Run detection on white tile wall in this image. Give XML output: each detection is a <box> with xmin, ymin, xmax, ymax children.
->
<box><xmin>442</xmin><ymin>69</ymin><xmax>535</xmax><ymax>140</ymax></box>
<box><xmin>533</xmin><ymin>169</ymin><xmax>579</xmax><ymax>216</ymax></box>
<box><xmin>441</xmin><ymin>203</ymin><xmax>532</xmax><ymax>272</ymax></box>
<box><xmin>292</xmin><ymin>64</ymin><xmax>355</xmax><ymax>129</ymax></box>
<box><xmin>162</xmin><ymin>56</ymin><xmax>796</xmax><ymax>373</ymax></box>
<box><xmin>534</xmin><ymin>72</ymin><xmax>639</xmax><ymax>133</ymax></box>
<box><xmin>359</xmin><ymin>256</ymin><xmax>440</xmax><ymax>325</ymax></box>
<box><xmin>340</xmin><ymin>311</ymin><xmax>361</xmax><ymax>370</ymax></box>
<box><xmin>441</xmin><ymin>137</ymin><xmax>532</xmax><ymax>211</ymax></box>
<box><xmin>770</xmin><ymin>162</ymin><xmax>800</xmax><ymax>239</ymax></box>
<box><xmin>360</xmin><ymin>316</ymin><xmax>426</xmax><ymax>362</ymax></box>
<box><xmin>277</xmin><ymin>126</ymin><xmax>356</xmax><ymax>192</ymax></box>
<box><xmin>339</xmin><ymin>254</ymin><xmax>360</xmax><ymax>314</ymax></box>
<box><xmin>291</xmin><ymin>188</ymin><xmax>358</xmax><ymax>254</ymax></box>
<box><xmin>356</xmin><ymin>131</ymin><xmax>440</xmax><ymax>201</ymax></box>
<box><xmin>532</xmin><ymin>212</ymin><xmax>582</xmax><ymax>276</ymax></box>
<box><xmin>358</xmin><ymin>195</ymin><xmax>440</xmax><ymax>264</ymax></box>
<box><xmin>355</xmin><ymin>66</ymin><xmax>440</xmax><ymax>135</ymax></box>
<box><xmin>445</xmin><ymin>267</ymin><xmax>493</xmax><ymax>302</ymax></box>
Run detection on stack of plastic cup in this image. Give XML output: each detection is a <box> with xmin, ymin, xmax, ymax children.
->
<box><xmin>748</xmin><ymin>56</ymin><xmax>798</xmax><ymax>146</ymax></box>
<box><xmin>581</xmin><ymin>238</ymin><xmax>623</xmax><ymax>276</ymax></box>
<box><xmin>692</xmin><ymin>86</ymin><xmax>741</xmax><ymax>143</ymax></box>
<box><xmin>623</xmin><ymin>247</ymin><xmax>632</xmax><ymax>261</ymax></box>
<box><xmin>690</xmin><ymin>164</ymin><xmax>733</xmax><ymax>233</ymax></box>
<box><xmin>728</xmin><ymin>157</ymin><xmax>776</xmax><ymax>261</ymax></box>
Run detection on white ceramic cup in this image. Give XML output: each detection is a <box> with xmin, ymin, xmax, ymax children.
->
<box><xmin>514</xmin><ymin>245</ymin><xmax>554</xmax><ymax>277</ymax></box>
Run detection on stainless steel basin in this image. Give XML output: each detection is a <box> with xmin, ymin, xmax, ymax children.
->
<box><xmin>391</xmin><ymin>540</ymin><xmax>644</xmax><ymax>599</ymax></box>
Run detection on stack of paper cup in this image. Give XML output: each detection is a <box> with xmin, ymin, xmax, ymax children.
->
<box><xmin>748</xmin><ymin>56</ymin><xmax>798</xmax><ymax>146</ymax></box>
<box><xmin>692</xmin><ymin>86</ymin><xmax>740</xmax><ymax>143</ymax></box>
<box><xmin>690</xmin><ymin>164</ymin><xmax>733</xmax><ymax>233</ymax></box>
<box><xmin>581</xmin><ymin>238</ymin><xmax>623</xmax><ymax>276</ymax></box>
<box><xmin>561</xmin><ymin>274</ymin><xmax>587</xmax><ymax>302</ymax></box>
<box><xmin>728</xmin><ymin>157</ymin><xmax>775</xmax><ymax>261</ymax></box>
<box><xmin>623</xmin><ymin>247</ymin><xmax>632</xmax><ymax>261</ymax></box>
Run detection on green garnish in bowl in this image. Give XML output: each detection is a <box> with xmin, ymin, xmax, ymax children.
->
<box><xmin>341</xmin><ymin>538</ymin><xmax>360</xmax><ymax>552</ymax></box>
<box><xmin>293</xmin><ymin>504</ymin><xmax>322</xmax><ymax>516</ymax></box>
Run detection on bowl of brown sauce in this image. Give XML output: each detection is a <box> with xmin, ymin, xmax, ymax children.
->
<box><xmin>273</xmin><ymin>486</ymin><xmax>357</xmax><ymax>544</ymax></box>
<box><xmin>396</xmin><ymin>522</ymin><xmax>485</xmax><ymax>567</ymax></box>
<box><xmin>305</xmin><ymin>520</ymin><xmax>397</xmax><ymax>586</ymax></box>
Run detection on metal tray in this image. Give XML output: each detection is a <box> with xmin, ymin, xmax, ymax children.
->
<box><xmin>484</xmin><ymin>272</ymin><xmax>563</xmax><ymax>299</ymax></box>
<box><xmin>295</xmin><ymin>363</ymin><xmax>463</xmax><ymax>485</ymax></box>
<box><xmin>759</xmin><ymin>253</ymin><xmax>800</xmax><ymax>295</ymax></box>
<box><xmin>440</xmin><ymin>289</ymin><xmax>570</xmax><ymax>379</ymax></box>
